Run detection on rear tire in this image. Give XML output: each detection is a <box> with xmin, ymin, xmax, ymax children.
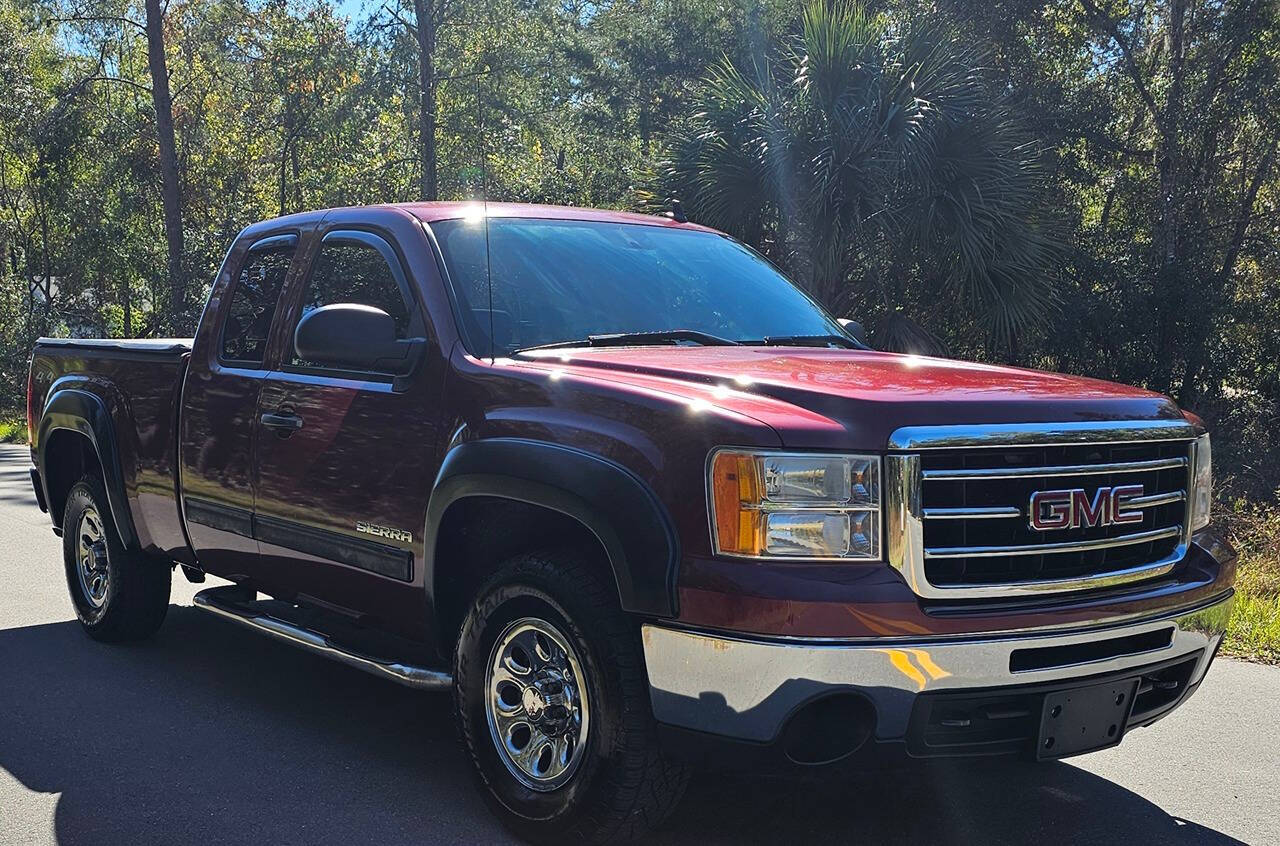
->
<box><xmin>62</xmin><ymin>475</ymin><xmax>170</xmax><ymax>641</ymax></box>
<box><xmin>454</xmin><ymin>549</ymin><xmax>689</xmax><ymax>844</ymax></box>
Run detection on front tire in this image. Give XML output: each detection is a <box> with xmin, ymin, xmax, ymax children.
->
<box><xmin>454</xmin><ymin>550</ymin><xmax>689</xmax><ymax>844</ymax></box>
<box><xmin>62</xmin><ymin>475</ymin><xmax>170</xmax><ymax>641</ymax></box>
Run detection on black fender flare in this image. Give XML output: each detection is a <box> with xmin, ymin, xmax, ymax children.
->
<box><xmin>36</xmin><ymin>388</ymin><xmax>139</xmax><ymax>549</ymax></box>
<box><xmin>424</xmin><ymin>438</ymin><xmax>679</xmax><ymax>618</ymax></box>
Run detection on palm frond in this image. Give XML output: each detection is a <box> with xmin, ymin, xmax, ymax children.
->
<box><xmin>651</xmin><ymin>0</ymin><xmax>1063</xmax><ymax>352</ymax></box>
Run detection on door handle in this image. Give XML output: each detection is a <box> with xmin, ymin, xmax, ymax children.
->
<box><xmin>261</xmin><ymin>411</ymin><xmax>304</xmax><ymax>432</ymax></box>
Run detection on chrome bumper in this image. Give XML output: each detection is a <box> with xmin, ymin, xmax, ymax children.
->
<box><xmin>642</xmin><ymin>591</ymin><xmax>1232</xmax><ymax>743</ymax></box>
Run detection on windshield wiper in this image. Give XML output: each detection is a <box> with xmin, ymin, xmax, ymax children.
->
<box><xmin>514</xmin><ymin>330</ymin><xmax>740</xmax><ymax>354</ymax></box>
<box><xmin>749</xmin><ymin>334</ymin><xmax>862</xmax><ymax>349</ymax></box>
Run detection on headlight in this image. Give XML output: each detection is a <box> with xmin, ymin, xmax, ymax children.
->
<box><xmin>1190</xmin><ymin>433</ymin><xmax>1212</xmax><ymax>530</ymax></box>
<box><xmin>708</xmin><ymin>450</ymin><xmax>881</xmax><ymax>559</ymax></box>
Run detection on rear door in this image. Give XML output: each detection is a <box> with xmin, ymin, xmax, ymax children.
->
<box><xmin>180</xmin><ymin>232</ymin><xmax>298</xmax><ymax>578</ymax></box>
<box><xmin>251</xmin><ymin>222</ymin><xmax>445</xmax><ymax>634</ymax></box>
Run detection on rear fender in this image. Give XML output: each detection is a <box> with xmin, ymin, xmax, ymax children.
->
<box><xmin>36</xmin><ymin>388</ymin><xmax>139</xmax><ymax>549</ymax></box>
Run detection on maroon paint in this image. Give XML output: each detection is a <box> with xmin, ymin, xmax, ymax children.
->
<box><xmin>28</xmin><ymin>345</ymin><xmax>190</xmax><ymax>560</ymax></box>
<box><xmin>249</xmin><ymin>209</ymin><xmax>451</xmax><ymax>638</ymax></box>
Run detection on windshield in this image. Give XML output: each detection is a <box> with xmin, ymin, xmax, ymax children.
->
<box><xmin>430</xmin><ymin>217</ymin><xmax>848</xmax><ymax>356</ymax></box>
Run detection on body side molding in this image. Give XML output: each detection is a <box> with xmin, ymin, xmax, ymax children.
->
<box><xmin>424</xmin><ymin>438</ymin><xmax>680</xmax><ymax>618</ymax></box>
<box><xmin>184</xmin><ymin>498</ymin><xmax>414</xmax><ymax>581</ymax></box>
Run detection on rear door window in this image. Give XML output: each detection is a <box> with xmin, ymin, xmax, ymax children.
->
<box><xmin>220</xmin><ymin>239</ymin><xmax>296</xmax><ymax>365</ymax></box>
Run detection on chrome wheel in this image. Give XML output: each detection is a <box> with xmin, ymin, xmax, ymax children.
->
<box><xmin>485</xmin><ymin>617</ymin><xmax>590</xmax><ymax>791</ymax></box>
<box><xmin>76</xmin><ymin>506</ymin><xmax>110</xmax><ymax>609</ymax></box>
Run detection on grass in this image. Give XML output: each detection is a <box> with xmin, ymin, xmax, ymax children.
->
<box><xmin>0</xmin><ymin>420</ymin><xmax>27</xmax><ymax>444</ymax></box>
<box><xmin>1219</xmin><ymin>498</ymin><xmax>1280</xmax><ymax>664</ymax></box>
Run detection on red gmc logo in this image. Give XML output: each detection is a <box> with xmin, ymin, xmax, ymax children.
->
<box><xmin>1029</xmin><ymin>485</ymin><xmax>1145</xmax><ymax>530</ymax></box>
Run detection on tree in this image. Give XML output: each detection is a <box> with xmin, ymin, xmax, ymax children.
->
<box><xmin>655</xmin><ymin>1</ymin><xmax>1059</xmax><ymax>353</ymax></box>
<box><xmin>412</xmin><ymin>0</ymin><xmax>437</xmax><ymax>199</ymax></box>
<box><xmin>142</xmin><ymin>0</ymin><xmax>185</xmax><ymax>330</ymax></box>
<box><xmin>933</xmin><ymin>0</ymin><xmax>1279</xmax><ymax>397</ymax></box>
<box><xmin>371</xmin><ymin>0</ymin><xmax>455</xmax><ymax>200</ymax></box>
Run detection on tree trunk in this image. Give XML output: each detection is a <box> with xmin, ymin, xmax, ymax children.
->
<box><xmin>278</xmin><ymin>147</ymin><xmax>288</xmax><ymax>217</ymax></box>
<box><xmin>279</xmin><ymin>102</ymin><xmax>291</xmax><ymax>216</ymax></box>
<box><xmin>121</xmin><ymin>278</ymin><xmax>132</xmax><ymax>339</ymax></box>
<box><xmin>414</xmin><ymin>0</ymin><xmax>437</xmax><ymax>200</ymax></box>
<box><xmin>1151</xmin><ymin>0</ymin><xmax>1187</xmax><ymax>392</ymax></box>
<box><xmin>144</xmin><ymin>0</ymin><xmax>185</xmax><ymax>334</ymax></box>
<box><xmin>1177</xmin><ymin>140</ymin><xmax>1277</xmax><ymax>404</ymax></box>
<box><xmin>1158</xmin><ymin>0</ymin><xmax>1186</xmax><ymax>265</ymax></box>
<box><xmin>1099</xmin><ymin>111</ymin><xmax>1144</xmax><ymax>233</ymax></box>
<box><xmin>292</xmin><ymin>140</ymin><xmax>301</xmax><ymax>211</ymax></box>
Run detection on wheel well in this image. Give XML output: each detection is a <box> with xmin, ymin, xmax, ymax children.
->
<box><xmin>43</xmin><ymin>429</ymin><xmax>102</xmax><ymax>527</ymax></box>
<box><xmin>432</xmin><ymin>496</ymin><xmax>616</xmax><ymax>652</ymax></box>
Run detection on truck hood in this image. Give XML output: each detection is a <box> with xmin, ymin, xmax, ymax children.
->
<box><xmin>511</xmin><ymin>346</ymin><xmax>1186</xmax><ymax>450</ymax></box>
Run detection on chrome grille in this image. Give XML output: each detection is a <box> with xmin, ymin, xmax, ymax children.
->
<box><xmin>921</xmin><ymin>442</ymin><xmax>1187</xmax><ymax>587</ymax></box>
<box><xmin>885</xmin><ymin>421</ymin><xmax>1202</xmax><ymax>599</ymax></box>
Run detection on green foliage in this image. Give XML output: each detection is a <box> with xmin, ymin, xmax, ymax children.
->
<box><xmin>0</xmin><ymin>420</ymin><xmax>28</xmax><ymax>443</ymax></box>
<box><xmin>940</xmin><ymin>0</ymin><xmax>1280</xmax><ymax>399</ymax></box>
<box><xmin>1220</xmin><ymin>498</ymin><xmax>1280</xmax><ymax>662</ymax></box>
<box><xmin>1226</xmin><ymin>593</ymin><xmax>1280</xmax><ymax>664</ymax></box>
<box><xmin>652</xmin><ymin>1</ymin><xmax>1061</xmax><ymax>353</ymax></box>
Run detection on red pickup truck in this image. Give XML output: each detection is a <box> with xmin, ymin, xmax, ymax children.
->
<box><xmin>27</xmin><ymin>202</ymin><xmax>1234</xmax><ymax>843</ymax></box>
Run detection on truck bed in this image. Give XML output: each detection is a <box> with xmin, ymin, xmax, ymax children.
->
<box><xmin>30</xmin><ymin>336</ymin><xmax>194</xmax><ymax>560</ymax></box>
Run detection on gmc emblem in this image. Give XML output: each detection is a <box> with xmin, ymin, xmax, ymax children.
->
<box><xmin>1029</xmin><ymin>485</ymin><xmax>1145</xmax><ymax>531</ymax></box>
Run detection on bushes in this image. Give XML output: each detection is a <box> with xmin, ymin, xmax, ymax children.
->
<box><xmin>1218</xmin><ymin>497</ymin><xmax>1280</xmax><ymax>663</ymax></box>
<box><xmin>0</xmin><ymin>420</ymin><xmax>28</xmax><ymax>443</ymax></box>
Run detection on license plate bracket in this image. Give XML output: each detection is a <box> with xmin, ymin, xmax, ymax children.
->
<box><xmin>1037</xmin><ymin>678</ymin><xmax>1138</xmax><ymax>759</ymax></box>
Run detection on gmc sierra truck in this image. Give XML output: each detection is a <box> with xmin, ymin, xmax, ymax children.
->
<box><xmin>27</xmin><ymin>202</ymin><xmax>1234</xmax><ymax>843</ymax></box>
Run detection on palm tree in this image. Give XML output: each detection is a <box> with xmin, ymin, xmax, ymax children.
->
<box><xmin>654</xmin><ymin>1</ymin><xmax>1059</xmax><ymax>355</ymax></box>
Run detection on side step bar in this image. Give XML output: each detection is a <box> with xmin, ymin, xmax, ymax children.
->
<box><xmin>193</xmin><ymin>586</ymin><xmax>452</xmax><ymax>691</ymax></box>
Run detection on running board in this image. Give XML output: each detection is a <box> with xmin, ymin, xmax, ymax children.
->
<box><xmin>193</xmin><ymin>586</ymin><xmax>452</xmax><ymax>690</ymax></box>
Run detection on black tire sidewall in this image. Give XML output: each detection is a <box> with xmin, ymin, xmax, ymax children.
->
<box><xmin>456</xmin><ymin>575</ymin><xmax>624</xmax><ymax>832</ymax></box>
<box><xmin>61</xmin><ymin>475</ymin><xmax>169</xmax><ymax>640</ymax></box>
<box><xmin>62</xmin><ymin>478</ymin><xmax>120</xmax><ymax>627</ymax></box>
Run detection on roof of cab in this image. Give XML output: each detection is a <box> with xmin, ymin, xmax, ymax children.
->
<box><xmin>394</xmin><ymin>201</ymin><xmax>719</xmax><ymax>233</ymax></box>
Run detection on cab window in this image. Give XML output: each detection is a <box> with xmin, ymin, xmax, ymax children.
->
<box><xmin>290</xmin><ymin>234</ymin><xmax>414</xmax><ymax>371</ymax></box>
<box><xmin>221</xmin><ymin>239</ymin><xmax>295</xmax><ymax>365</ymax></box>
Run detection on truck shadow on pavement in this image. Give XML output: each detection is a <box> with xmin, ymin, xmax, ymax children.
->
<box><xmin>0</xmin><ymin>607</ymin><xmax>1245</xmax><ymax>846</ymax></box>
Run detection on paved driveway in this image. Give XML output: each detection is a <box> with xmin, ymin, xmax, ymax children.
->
<box><xmin>0</xmin><ymin>444</ymin><xmax>1274</xmax><ymax>845</ymax></box>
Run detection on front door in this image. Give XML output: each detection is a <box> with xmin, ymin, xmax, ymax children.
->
<box><xmin>252</xmin><ymin>227</ymin><xmax>443</xmax><ymax>637</ymax></box>
<box><xmin>180</xmin><ymin>233</ymin><xmax>297</xmax><ymax>579</ymax></box>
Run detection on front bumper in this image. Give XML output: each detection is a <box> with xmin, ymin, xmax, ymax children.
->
<box><xmin>642</xmin><ymin>589</ymin><xmax>1233</xmax><ymax>751</ymax></box>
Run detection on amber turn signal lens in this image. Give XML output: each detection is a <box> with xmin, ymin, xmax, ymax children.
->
<box><xmin>710</xmin><ymin>451</ymin><xmax>765</xmax><ymax>555</ymax></box>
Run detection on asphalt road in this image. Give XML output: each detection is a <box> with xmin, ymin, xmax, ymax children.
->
<box><xmin>1</xmin><ymin>443</ymin><xmax>1276</xmax><ymax>845</ymax></box>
